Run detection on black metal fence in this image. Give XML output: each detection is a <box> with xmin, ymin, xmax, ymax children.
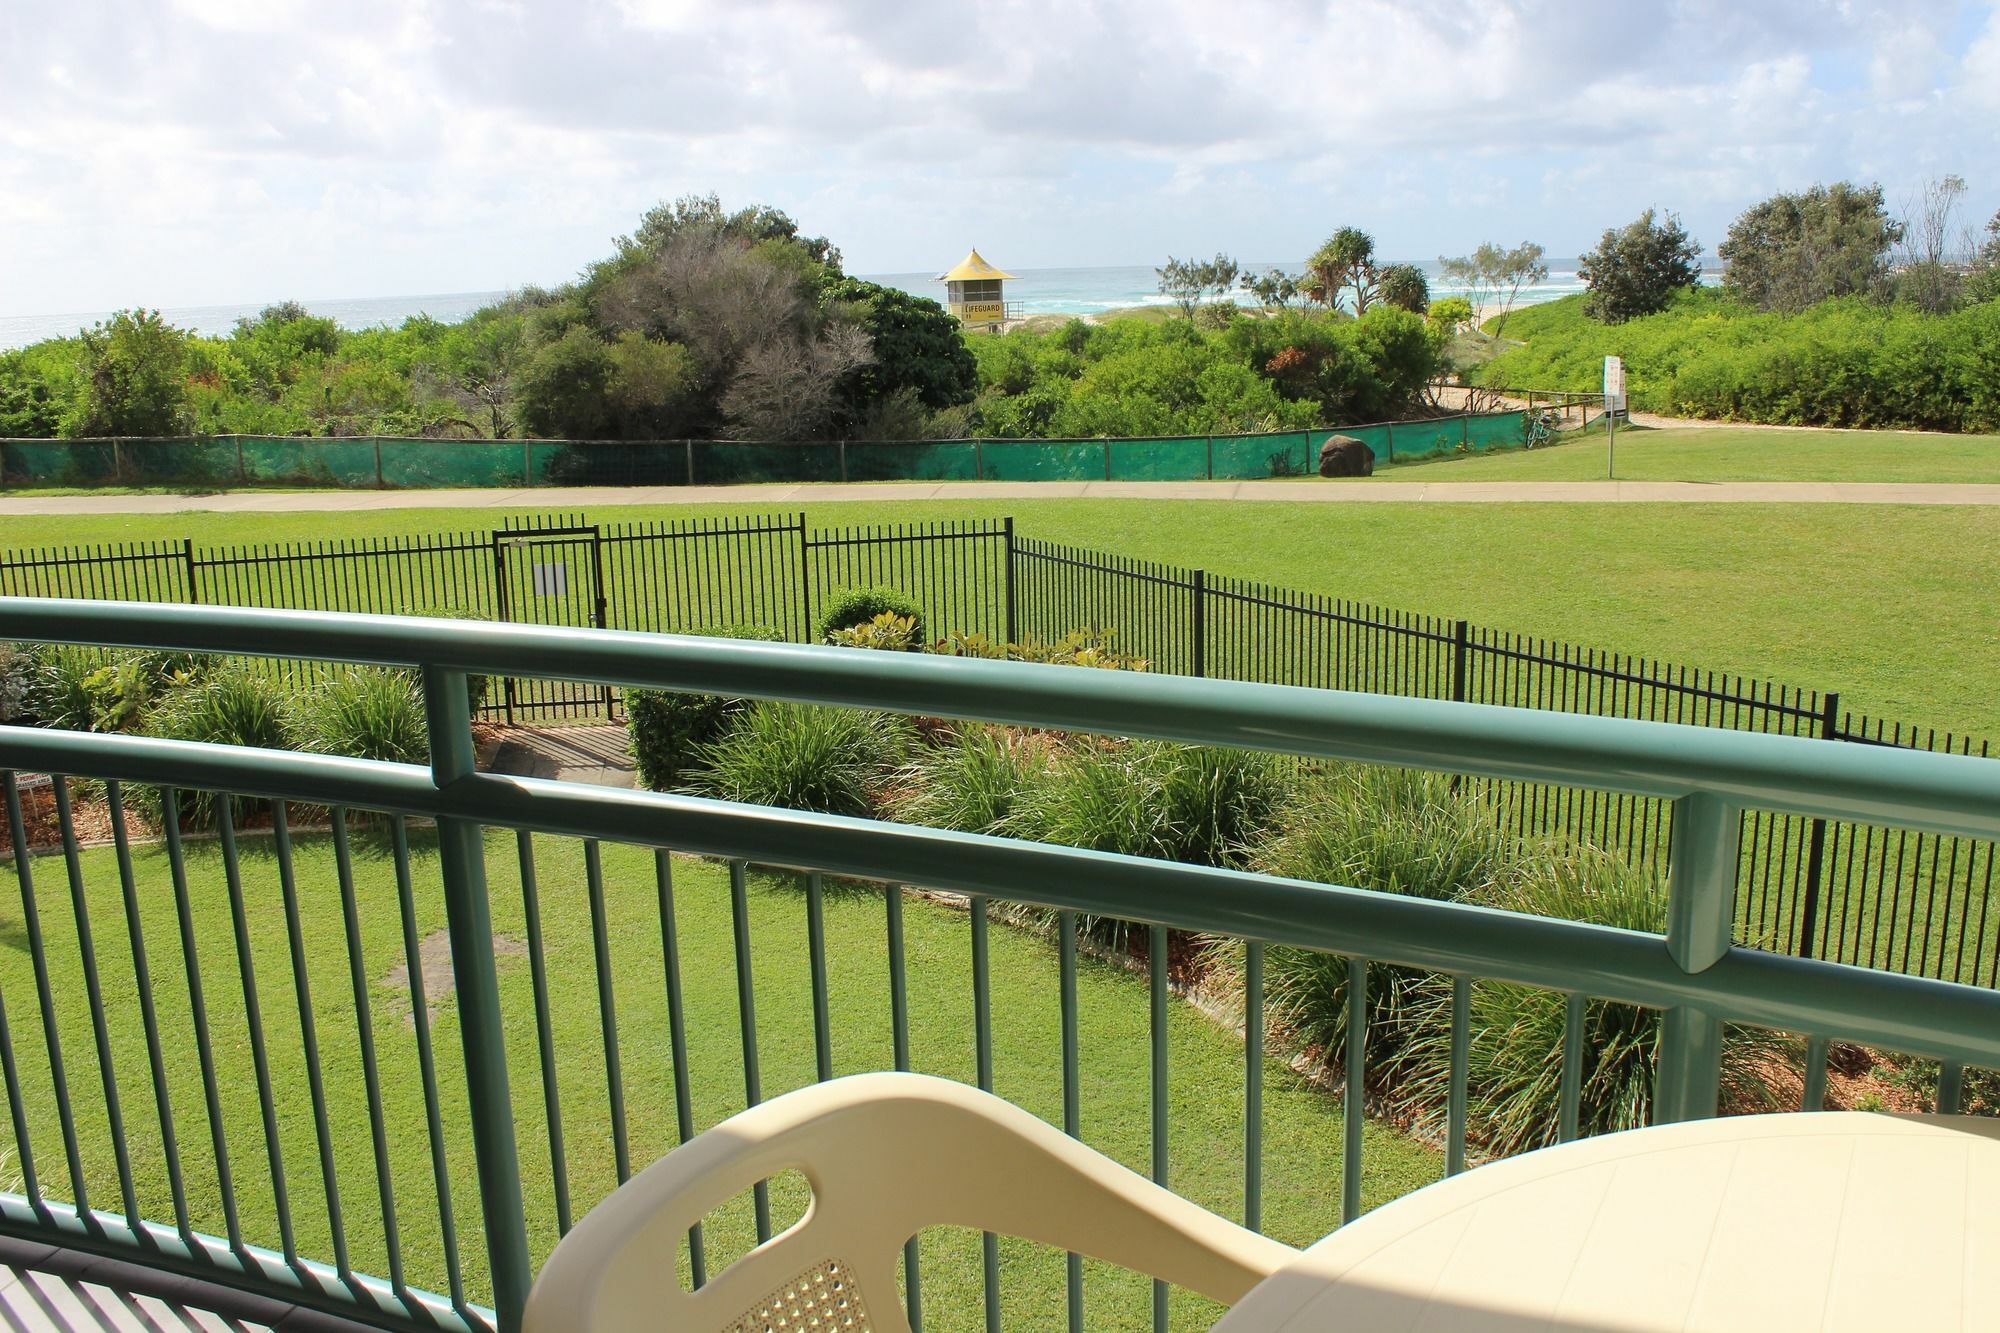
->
<box><xmin>3</xmin><ymin>515</ymin><xmax>1993</xmax><ymax>988</ymax></box>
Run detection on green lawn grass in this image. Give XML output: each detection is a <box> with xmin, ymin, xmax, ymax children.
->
<box><xmin>1373</xmin><ymin>425</ymin><xmax>2000</xmax><ymax>484</ymax></box>
<box><xmin>6</xmin><ymin>497</ymin><xmax>1995</xmax><ymax>739</ymax></box>
<box><xmin>0</xmin><ymin>824</ymin><xmax>1438</xmax><ymax>1328</ymax></box>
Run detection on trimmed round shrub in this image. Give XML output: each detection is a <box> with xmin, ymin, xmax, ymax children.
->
<box><xmin>1386</xmin><ymin>845</ymin><xmax>1793</xmax><ymax>1154</ymax></box>
<box><xmin>626</xmin><ymin>624</ymin><xmax>785</xmax><ymax>790</ymax></box>
<box><xmin>817</xmin><ymin>586</ymin><xmax>925</xmax><ymax>646</ymax></box>
<box><xmin>697</xmin><ymin>702</ymin><xmax>913</xmax><ymax>816</ymax></box>
<box><xmin>297</xmin><ymin>667</ymin><xmax>428</xmax><ymax>763</ymax></box>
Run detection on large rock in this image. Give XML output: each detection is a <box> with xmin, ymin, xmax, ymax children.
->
<box><xmin>1318</xmin><ymin>435</ymin><xmax>1375</xmax><ymax>478</ymax></box>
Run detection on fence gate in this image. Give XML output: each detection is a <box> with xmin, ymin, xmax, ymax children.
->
<box><xmin>491</xmin><ymin>524</ymin><xmax>610</xmax><ymax>721</ymax></box>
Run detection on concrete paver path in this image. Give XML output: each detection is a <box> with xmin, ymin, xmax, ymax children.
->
<box><xmin>3</xmin><ymin>480</ymin><xmax>1999</xmax><ymax>515</ymax></box>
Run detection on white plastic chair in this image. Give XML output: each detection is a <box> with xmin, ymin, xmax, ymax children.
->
<box><xmin>524</xmin><ymin>1071</ymin><xmax>1298</xmax><ymax>1332</ymax></box>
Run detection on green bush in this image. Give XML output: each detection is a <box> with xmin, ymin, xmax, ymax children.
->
<box><xmin>1005</xmin><ymin>739</ymin><xmax>1285</xmax><ymax>867</ymax></box>
<box><xmin>936</xmin><ymin>628</ymin><xmax>1150</xmax><ymax>670</ymax></box>
<box><xmin>818</xmin><ymin>587</ymin><xmax>925</xmax><ymax>645</ymax></box>
<box><xmin>297</xmin><ymin>667</ymin><xmax>428</xmax><ymax>763</ymax></box>
<box><xmin>143</xmin><ymin>664</ymin><xmax>300</xmax><ymax>828</ymax></box>
<box><xmin>25</xmin><ymin>645</ymin><xmax>160</xmax><ymax>733</ymax></box>
<box><xmin>697</xmin><ymin>702</ymin><xmax>913</xmax><ymax>816</ymax></box>
<box><xmin>1234</xmin><ymin>767</ymin><xmax>1510</xmax><ymax>1064</ymax></box>
<box><xmin>1474</xmin><ymin>288</ymin><xmax>2000</xmax><ymax>432</ymax></box>
<box><xmin>626</xmin><ymin>623</ymin><xmax>786</xmax><ymax>791</ymax></box>
<box><xmin>1386</xmin><ymin>845</ymin><xmax>1792</xmax><ymax>1153</ymax></box>
<box><xmin>0</xmin><ymin>644</ymin><xmax>40</xmax><ymax>724</ymax></box>
<box><xmin>887</xmin><ymin>724</ymin><xmax>1040</xmax><ymax>834</ymax></box>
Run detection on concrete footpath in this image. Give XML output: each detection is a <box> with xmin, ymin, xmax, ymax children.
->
<box><xmin>3</xmin><ymin>480</ymin><xmax>1999</xmax><ymax>516</ymax></box>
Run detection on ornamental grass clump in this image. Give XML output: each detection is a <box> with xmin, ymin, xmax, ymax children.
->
<box><xmin>1220</xmin><ymin>765</ymin><xmax>1511</xmax><ymax>1068</ymax></box>
<box><xmin>1385</xmin><ymin>844</ymin><xmax>1794</xmax><ymax>1154</ymax></box>
<box><xmin>626</xmin><ymin>624</ymin><xmax>786</xmax><ymax>790</ymax></box>
<box><xmin>698</xmin><ymin>702</ymin><xmax>914</xmax><ymax>817</ymax></box>
<box><xmin>886</xmin><ymin>724</ymin><xmax>1042</xmax><ymax>835</ymax></box>
<box><xmin>142</xmin><ymin>663</ymin><xmax>300</xmax><ymax>828</ymax></box>
<box><xmin>296</xmin><ymin>667</ymin><xmax>428</xmax><ymax>764</ymax></box>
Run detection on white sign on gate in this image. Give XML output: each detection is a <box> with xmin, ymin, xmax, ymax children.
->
<box><xmin>1603</xmin><ymin>355</ymin><xmax>1627</xmax><ymax>413</ymax></box>
<box><xmin>532</xmin><ymin>562</ymin><xmax>568</xmax><ymax>597</ymax></box>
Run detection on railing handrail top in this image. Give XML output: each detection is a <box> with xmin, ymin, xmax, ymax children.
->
<box><xmin>5</xmin><ymin>598</ymin><xmax>1996</xmax><ymax>843</ymax></box>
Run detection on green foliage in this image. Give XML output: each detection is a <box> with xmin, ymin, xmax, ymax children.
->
<box><xmin>513</xmin><ymin>327</ymin><xmax>616</xmax><ymax>439</ymax></box>
<box><xmin>826</xmin><ymin>612</ymin><xmax>924</xmax><ymax>651</ymax></box>
<box><xmin>68</xmin><ymin>310</ymin><xmax>192</xmax><ymax>437</ymax></box>
<box><xmin>1719</xmin><ymin>181</ymin><xmax>1901</xmax><ymax>313</ymax></box>
<box><xmin>936</xmin><ymin>629</ymin><xmax>1150</xmax><ymax>670</ymax></box>
<box><xmin>1474</xmin><ymin>288</ymin><xmax>2000</xmax><ymax>431</ymax></box>
<box><xmin>1578</xmin><ymin>208</ymin><xmax>1702</xmax><ymax>324</ymax></box>
<box><xmin>818</xmin><ymin>586</ymin><xmax>925</xmax><ymax>645</ymax></box>
<box><xmin>1387</xmin><ymin>846</ymin><xmax>1793</xmax><ymax>1153</ymax></box>
<box><xmin>697</xmin><ymin>702</ymin><xmax>912</xmax><ymax>816</ymax></box>
<box><xmin>295</xmin><ymin>668</ymin><xmax>428</xmax><ymax>763</ymax></box>
<box><xmin>1156</xmin><ymin>254</ymin><xmax>1242</xmax><ymax>319</ymax></box>
<box><xmin>1006</xmin><ymin>740</ymin><xmax>1285</xmax><ymax>870</ymax></box>
<box><xmin>825</xmin><ymin>277</ymin><xmax>977</xmax><ymax>422</ymax></box>
<box><xmin>1242</xmin><ymin>767</ymin><xmax>1510</xmax><ymax>1062</ymax></box>
<box><xmin>1376</xmin><ymin>263</ymin><xmax>1430</xmax><ymax>314</ymax></box>
<box><xmin>887</xmin><ymin>724</ymin><xmax>1038</xmax><ymax>834</ymax></box>
<box><xmin>1426</xmin><ymin>296</ymin><xmax>1474</xmax><ymax>334</ymax></box>
<box><xmin>1226</xmin><ymin>307</ymin><xmax>1446</xmax><ymax>424</ymax></box>
<box><xmin>626</xmin><ymin>623</ymin><xmax>786</xmax><ymax>790</ymax></box>
<box><xmin>143</xmin><ymin>664</ymin><xmax>300</xmax><ymax>828</ymax></box>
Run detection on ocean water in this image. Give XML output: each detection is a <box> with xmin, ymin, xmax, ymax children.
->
<box><xmin>864</xmin><ymin>259</ymin><xmax>1605</xmax><ymax>319</ymax></box>
<box><xmin>0</xmin><ymin>259</ymin><xmax>1717</xmax><ymax>351</ymax></box>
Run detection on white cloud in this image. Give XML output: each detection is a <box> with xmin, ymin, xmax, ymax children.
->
<box><xmin>0</xmin><ymin>0</ymin><xmax>1996</xmax><ymax>313</ymax></box>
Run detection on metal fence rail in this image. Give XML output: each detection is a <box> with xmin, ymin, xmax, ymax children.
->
<box><xmin>2</xmin><ymin>600</ymin><xmax>1998</xmax><ymax>1333</ymax></box>
<box><xmin>2</xmin><ymin>518</ymin><xmax>1994</xmax><ymax>989</ymax></box>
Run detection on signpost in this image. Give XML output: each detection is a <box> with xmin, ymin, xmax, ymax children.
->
<box><xmin>1603</xmin><ymin>355</ymin><xmax>1625</xmax><ymax>479</ymax></box>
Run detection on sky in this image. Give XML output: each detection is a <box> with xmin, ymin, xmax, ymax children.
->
<box><xmin>3</xmin><ymin>0</ymin><xmax>1998</xmax><ymax>315</ymax></box>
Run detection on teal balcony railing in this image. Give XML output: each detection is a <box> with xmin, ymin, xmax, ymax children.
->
<box><xmin>1</xmin><ymin>597</ymin><xmax>1997</xmax><ymax>1332</ymax></box>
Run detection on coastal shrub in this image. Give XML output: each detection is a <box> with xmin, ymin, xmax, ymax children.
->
<box><xmin>1231</xmin><ymin>767</ymin><xmax>1511</xmax><ymax>1065</ymax></box>
<box><xmin>297</xmin><ymin>667</ymin><xmax>428</xmax><ymax>763</ymax></box>
<box><xmin>697</xmin><ymin>702</ymin><xmax>913</xmax><ymax>817</ymax></box>
<box><xmin>1386</xmin><ymin>845</ymin><xmax>1793</xmax><ymax>1153</ymax></box>
<box><xmin>818</xmin><ymin>587</ymin><xmax>924</xmax><ymax>645</ymax></box>
<box><xmin>827</xmin><ymin>611</ymin><xmax>924</xmax><ymax>652</ymax></box>
<box><xmin>626</xmin><ymin>623</ymin><xmax>785</xmax><ymax>790</ymax></box>
<box><xmin>1474</xmin><ymin>289</ymin><xmax>2000</xmax><ymax>432</ymax></box>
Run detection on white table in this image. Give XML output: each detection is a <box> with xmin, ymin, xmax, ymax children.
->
<box><xmin>1215</xmin><ymin>1112</ymin><xmax>2000</xmax><ymax>1332</ymax></box>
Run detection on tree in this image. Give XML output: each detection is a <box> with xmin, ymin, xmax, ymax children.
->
<box><xmin>1376</xmin><ymin>263</ymin><xmax>1430</xmax><ymax>314</ymax></box>
<box><xmin>513</xmin><ymin>327</ymin><xmax>616</xmax><ymax>439</ymax></box>
<box><xmin>1155</xmin><ymin>253</ymin><xmax>1241</xmax><ymax>319</ymax></box>
<box><xmin>1426</xmin><ymin>296</ymin><xmax>1474</xmax><ymax>334</ymax></box>
<box><xmin>1969</xmin><ymin>209</ymin><xmax>2000</xmax><ymax>305</ymax></box>
<box><xmin>1307</xmin><ymin>227</ymin><xmax>1378</xmax><ymax>313</ymax></box>
<box><xmin>1577</xmin><ymin>209</ymin><xmax>1702</xmax><ymax>323</ymax></box>
<box><xmin>67</xmin><ymin>310</ymin><xmax>191</xmax><ymax>437</ymax></box>
<box><xmin>1895</xmin><ymin>174</ymin><xmax>1971</xmax><ymax>316</ymax></box>
<box><xmin>1239</xmin><ymin>268</ymin><xmax>1308</xmax><ymax>311</ymax></box>
<box><xmin>1719</xmin><ymin>181</ymin><xmax>1902</xmax><ymax>312</ymax></box>
<box><xmin>1438</xmin><ymin>242</ymin><xmax>1548</xmax><ymax>337</ymax></box>
<box><xmin>825</xmin><ymin>277</ymin><xmax>977</xmax><ymax>417</ymax></box>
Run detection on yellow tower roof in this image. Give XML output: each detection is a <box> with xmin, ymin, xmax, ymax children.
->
<box><xmin>937</xmin><ymin>248</ymin><xmax>1015</xmax><ymax>281</ymax></box>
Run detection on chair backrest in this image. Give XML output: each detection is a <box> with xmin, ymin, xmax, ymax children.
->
<box><xmin>524</xmin><ymin>1072</ymin><xmax>1295</xmax><ymax>1332</ymax></box>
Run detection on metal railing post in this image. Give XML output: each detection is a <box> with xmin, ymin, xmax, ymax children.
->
<box><xmin>423</xmin><ymin>665</ymin><xmax>531</xmax><ymax>1329</ymax></box>
<box><xmin>1003</xmin><ymin>517</ymin><xmax>1018</xmax><ymax>645</ymax></box>
<box><xmin>1190</xmin><ymin>569</ymin><xmax>1206</xmax><ymax>678</ymax></box>
<box><xmin>1797</xmin><ymin>691</ymin><xmax>1841</xmax><ymax>960</ymax></box>
<box><xmin>1655</xmin><ymin>791</ymin><xmax>1740</xmax><ymax>1123</ymax></box>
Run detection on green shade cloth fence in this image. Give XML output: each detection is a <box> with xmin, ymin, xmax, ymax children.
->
<box><xmin>0</xmin><ymin>412</ymin><xmax>1525</xmax><ymax>491</ymax></box>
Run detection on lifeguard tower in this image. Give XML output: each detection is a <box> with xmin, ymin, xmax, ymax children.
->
<box><xmin>938</xmin><ymin>248</ymin><xmax>1020</xmax><ymax>330</ymax></box>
